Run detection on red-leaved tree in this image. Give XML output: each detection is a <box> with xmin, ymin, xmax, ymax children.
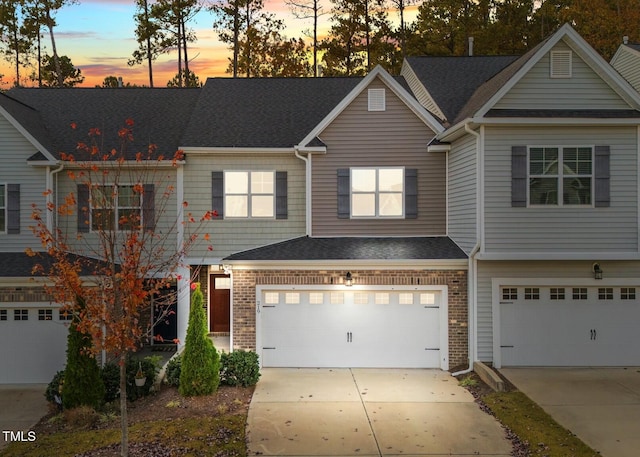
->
<box><xmin>29</xmin><ymin>119</ymin><xmax>215</xmax><ymax>457</ymax></box>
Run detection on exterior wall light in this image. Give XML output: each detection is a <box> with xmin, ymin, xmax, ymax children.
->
<box><xmin>345</xmin><ymin>272</ymin><xmax>353</xmax><ymax>287</ymax></box>
<box><xmin>593</xmin><ymin>263</ymin><xmax>603</xmax><ymax>280</ymax></box>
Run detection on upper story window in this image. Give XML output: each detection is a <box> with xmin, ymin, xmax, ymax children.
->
<box><xmin>224</xmin><ymin>171</ymin><xmax>275</xmax><ymax>218</ymax></box>
<box><xmin>0</xmin><ymin>184</ymin><xmax>5</xmax><ymax>233</ymax></box>
<box><xmin>91</xmin><ymin>185</ymin><xmax>142</xmax><ymax>231</ymax></box>
<box><xmin>529</xmin><ymin>146</ymin><xmax>592</xmax><ymax>206</ymax></box>
<box><xmin>351</xmin><ymin>167</ymin><xmax>404</xmax><ymax>218</ymax></box>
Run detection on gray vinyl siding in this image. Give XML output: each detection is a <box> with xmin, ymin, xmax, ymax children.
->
<box><xmin>611</xmin><ymin>47</ymin><xmax>640</xmax><ymax>93</ymax></box>
<box><xmin>400</xmin><ymin>61</ymin><xmax>446</xmax><ymax>121</ymax></box>
<box><xmin>448</xmin><ymin>135</ymin><xmax>477</xmax><ymax>253</ymax></box>
<box><xmin>484</xmin><ymin>126</ymin><xmax>638</xmax><ymax>252</ymax></box>
<box><xmin>183</xmin><ymin>153</ymin><xmax>306</xmax><ymax>258</ymax></box>
<box><xmin>476</xmin><ymin>260</ymin><xmax>640</xmax><ymax>362</ymax></box>
<box><xmin>494</xmin><ymin>41</ymin><xmax>631</xmax><ymax>110</ymax></box>
<box><xmin>57</xmin><ymin>167</ymin><xmax>179</xmax><ymax>257</ymax></box>
<box><xmin>311</xmin><ymin>78</ymin><xmax>445</xmax><ymax>236</ymax></box>
<box><xmin>0</xmin><ymin>115</ymin><xmax>48</xmax><ymax>250</ymax></box>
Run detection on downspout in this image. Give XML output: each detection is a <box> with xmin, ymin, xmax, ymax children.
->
<box><xmin>452</xmin><ymin>123</ymin><xmax>482</xmax><ymax>377</ymax></box>
<box><xmin>294</xmin><ymin>147</ymin><xmax>311</xmax><ymax>235</ymax></box>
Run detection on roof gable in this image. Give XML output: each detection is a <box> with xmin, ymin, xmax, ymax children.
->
<box><xmin>297</xmin><ymin>66</ymin><xmax>444</xmax><ymax>148</ymax></box>
<box><xmin>464</xmin><ymin>24</ymin><xmax>640</xmax><ymax>123</ymax></box>
<box><xmin>0</xmin><ymin>92</ymin><xmax>57</xmax><ymax>163</ymax></box>
<box><xmin>402</xmin><ymin>55</ymin><xmax>519</xmax><ymax>124</ymax></box>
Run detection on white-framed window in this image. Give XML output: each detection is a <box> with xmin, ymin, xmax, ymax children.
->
<box><xmin>0</xmin><ymin>184</ymin><xmax>5</xmax><ymax>233</ymax></box>
<box><xmin>38</xmin><ymin>309</ymin><xmax>53</xmax><ymax>321</ymax></box>
<box><xmin>351</xmin><ymin>167</ymin><xmax>404</xmax><ymax>217</ymax></box>
<box><xmin>309</xmin><ymin>292</ymin><xmax>324</xmax><ymax>304</ymax></box>
<box><xmin>550</xmin><ymin>288</ymin><xmax>565</xmax><ymax>300</ymax></box>
<box><xmin>224</xmin><ymin>171</ymin><xmax>274</xmax><ymax>218</ymax></box>
<box><xmin>529</xmin><ymin>146</ymin><xmax>593</xmax><ymax>206</ymax></box>
<box><xmin>91</xmin><ymin>184</ymin><xmax>142</xmax><ymax>231</ymax></box>
<box><xmin>524</xmin><ymin>288</ymin><xmax>539</xmax><ymax>300</ymax></box>
<box><xmin>14</xmin><ymin>309</ymin><xmax>28</xmax><ymax>321</ymax></box>
<box><xmin>374</xmin><ymin>293</ymin><xmax>389</xmax><ymax>305</ymax></box>
<box><xmin>264</xmin><ymin>292</ymin><xmax>279</xmax><ymax>304</ymax></box>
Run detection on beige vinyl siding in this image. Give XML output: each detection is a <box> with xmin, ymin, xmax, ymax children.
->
<box><xmin>57</xmin><ymin>167</ymin><xmax>180</xmax><ymax>257</ymax></box>
<box><xmin>448</xmin><ymin>135</ymin><xmax>477</xmax><ymax>253</ymax></box>
<box><xmin>476</xmin><ymin>260</ymin><xmax>640</xmax><ymax>363</ymax></box>
<box><xmin>494</xmin><ymin>41</ymin><xmax>631</xmax><ymax>110</ymax></box>
<box><xmin>484</xmin><ymin>126</ymin><xmax>638</xmax><ymax>252</ymax></box>
<box><xmin>312</xmin><ymin>78</ymin><xmax>445</xmax><ymax>236</ymax></box>
<box><xmin>611</xmin><ymin>47</ymin><xmax>640</xmax><ymax>93</ymax></box>
<box><xmin>0</xmin><ymin>115</ymin><xmax>48</xmax><ymax>251</ymax></box>
<box><xmin>400</xmin><ymin>61</ymin><xmax>446</xmax><ymax>121</ymax></box>
<box><xmin>183</xmin><ymin>153</ymin><xmax>305</xmax><ymax>259</ymax></box>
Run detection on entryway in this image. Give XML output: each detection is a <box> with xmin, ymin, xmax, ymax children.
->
<box><xmin>247</xmin><ymin>368</ymin><xmax>512</xmax><ymax>456</ymax></box>
<box><xmin>209</xmin><ymin>274</ymin><xmax>230</xmax><ymax>333</ymax></box>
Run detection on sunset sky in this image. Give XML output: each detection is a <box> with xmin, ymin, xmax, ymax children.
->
<box><xmin>0</xmin><ymin>0</ymin><xmax>419</xmax><ymax>88</ymax></box>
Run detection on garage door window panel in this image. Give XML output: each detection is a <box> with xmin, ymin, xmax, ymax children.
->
<box><xmin>573</xmin><ymin>288</ymin><xmax>588</xmax><ymax>300</ymax></box>
<box><xmin>354</xmin><ymin>293</ymin><xmax>369</xmax><ymax>304</ymax></box>
<box><xmin>524</xmin><ymin>288</ymin><xmax>539</xmax><ymax>300</ymax></box>
<box><xmin>14</xmin><ymin>309</ymin><xmax>28</xmax><ymax>320</ymax></box>
<box><xmin>285</xmin><ymin>292</ymin><xmax>300</xmax><ymax>304</ymax></box>
<box><xmin>0</xmin><ymin>309</ymin><xmax>6</xmax><ymax>321</ymax></box>
<box><xmin>330</xmin><ymin>292</ymin><xmax>344</xmax><ymax>304</ymax></box>
<box><xmin>38</xmin><ymin>309</ymin><xmax>53</xmax><ymax>321</ymax></box>
<box><xmin>502</xmin><ymin>288</ymin><xmax>517</xmax><ymax>301</ymax></box>
<box><xmin>550</xmin><ymin>288</ymin><xmax>565</xmax><ymax>300</ymax></box>
<box><xmin>621</xmin><ymin>288</ymin><xmax>636</xmax><ymax>300</ymax></box>
<box><xmin>59</xmin><ymin>309</ymin><xmax>73</xmax><ymax>321</ymax></box>
<box><xmin>598</xmin><ymin>288</ymin><xmax>614</xmax><ymax>300</ymax></box>
<box><xmin>0</xmin><ymin>184</ymin><xmax>5</xmax><ymax>232</ymax></box>
<box><xmin>420</xmin><ymin>293</ymin><xmax>436</xmax><ymax>305</ymax></box>
<box><xmin>375</xmin><ymin>293</ymin><xmax>389</xmax><ymax>305</ymax></box>
<box><xmin>399</xmin><ymin>293</ymin><xmax>414</xmax><ymax>304</ymax></box>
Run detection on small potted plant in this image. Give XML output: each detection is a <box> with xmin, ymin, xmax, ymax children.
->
<box><xmin>134</xmin><ymin>362</ymin><xmax>146</xmax><ymax>387</ymax></box>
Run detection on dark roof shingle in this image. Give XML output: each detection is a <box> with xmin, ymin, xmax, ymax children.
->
<box><xmin>223</xmin><ymin>236</ymin><xmax>467</xmax><ymax>261</ymax></box>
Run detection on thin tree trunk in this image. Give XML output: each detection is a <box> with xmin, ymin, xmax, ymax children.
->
<box><xmin>246</xmin><ymin>1</ymin><xmax>251</xmax><ymax>78</ymax></box>
<box><xmin>182</xmin><ymin>16</ymin><xmax>190</xmax><ymax>83</ymax></box>
<box><xmin>233</xmin><ymin>1</ymin><xmax>239</xmax><ymax>78</ymax></box>
<box><xmin>119</xmin><ymin>352</ymin><xmax>128</xmax><ymax>457</ymax></box>
<box><xmin>144</xmin><ymin>0</ymin><xmax>154</xmax><ymax>87</ymax></box>
<box><xmin>313</xmin><ymin>0</ymin><xmax>318</xmax><ymax>77</ymax></box>
<box><xmin>45</xmin><ymin>8</ymin><xmax>63</xmax><ymax>87</ymax></box>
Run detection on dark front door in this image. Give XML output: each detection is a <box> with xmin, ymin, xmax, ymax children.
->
<box><xmin>210</xmin><ymin>275</ymin><xmax>231</xmax><ymax>333</ymax></box>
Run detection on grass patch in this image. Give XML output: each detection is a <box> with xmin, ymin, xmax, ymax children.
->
<box><xmin>1</xmin><ymin>415</ymin><xmax>246</xmax><ymax>457</ymax></box>
<box><xmin>483</xmin><ymin>391</ymin><xmax>600</xmax><ymax>457</ymax></box>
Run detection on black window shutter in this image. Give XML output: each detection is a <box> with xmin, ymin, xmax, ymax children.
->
<box><xmin>7</xmin><ymin>184</ymin><xmax>20</xmax><ymax>234</ymax></box>
<box><xmin>511</xmin><ymin>146</ymin><xmax>528</xmax><ymax>207</ymax></box>
<box><xmin>211</xmin><ymin>171</ymin><xmax>224</xmax><ymax>219</ymax></box>
<box><xmin>275</xmin><ymin>171</ymin><xmax>288</xmax><ymax>219</ymax></box>
<box><xmin>594</xmin><ymin>145</ymin><xmax>610</xmax><ymax>207</ymax></box>
<box><xmin>405</xmin><ymin>169</ymin><xmax>418</xmax><ymax>219</ymax></box>
<box><xmin>143</xmin><ymin>184</ymin><xmax>155</xmax><ymax>231</ymax></box>
<box><xmin>77</xmin><ymin>184</ymin><xmax>90</xmax><ymax>233</ymax></box>
<box><xmin>337</xmin><ymin>168</ymin><xmax>350</xmax><ymax>219</ymax></box>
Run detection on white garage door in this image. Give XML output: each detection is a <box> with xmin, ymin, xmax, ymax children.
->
<box><xmin>500</xmin><ymin>286</ymin><xmax>640</xmax><ymax>366</ymax></box>
<box><xmin>0</xmin><ymin>306</ymin><xmax>68</xmax><ymax>383</ymax></box>
<box><xmin>259</xmin><ymin>288</ymin><xmax>447</xmax><ymax>369</ymax></box>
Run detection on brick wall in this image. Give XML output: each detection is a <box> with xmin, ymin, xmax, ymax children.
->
<box><xmin>231</xmin><ymin>269</ymin><xmax>468</xmax><ymax>368</ymax></box>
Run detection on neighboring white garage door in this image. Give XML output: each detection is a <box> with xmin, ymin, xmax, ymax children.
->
<box><xmin>258</xmin><ymin>287</ymin><xmax>448</xmax><ymax>369</ymax></box>
<box><xmin>0</xmin><ymin>306</ymin><xmax>68</xmax><ymax>383</ymax></box>
<box><xmin>500</xmin><ymin>285</ymin><xmax>640</xmax><ymax>366</ymax></box>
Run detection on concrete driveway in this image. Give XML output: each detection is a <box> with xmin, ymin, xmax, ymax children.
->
<box><xmin>0</xmin><ymin>384</ymin><xmax>48</xmax><ymax>450</ymax></box>
<box><xmin>247</xmin><ymin>368</ymin><xmax>512</xmax><ymax>456</ymax></box>
<box><xmin>501</xmin><ymin>367</ymin><xmax>640</xmax><ymax>457</ymax></box>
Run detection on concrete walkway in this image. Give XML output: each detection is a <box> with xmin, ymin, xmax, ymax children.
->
<box><xmin>501</xmin><ymin>367</ymin><xmax>640</xmax><ymax>457</ymax></box>
<box><xmin>247</xmin><ymin>368</ymin><xmax>512</xmax><ymax>456</ymax></box>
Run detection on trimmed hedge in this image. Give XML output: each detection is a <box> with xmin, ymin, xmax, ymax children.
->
<box><xmin>220</xmin><ymin>350</ymin><xmax>260</xmax><ymax>387</ymax></box>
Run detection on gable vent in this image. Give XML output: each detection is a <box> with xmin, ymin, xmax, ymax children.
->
<box><xmin>368</xmin><ymin>88</ymin><xmax>386</xmax><ymax>111</ymax></box>
<box><xmin>550</xmin><ymin>50</ymin><xmax>572</xmax><ymax>78</ymax></box>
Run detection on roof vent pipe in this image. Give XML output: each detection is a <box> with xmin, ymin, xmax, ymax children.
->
<box><xmin>623</xmin><ymin>35</ymin><xmax>629</xmax><ymax>44</ymax></box>
<box><xmin>118</xmin><ymin>76</ymin><xmax>123</xmax><ymax>88</ymax></box>
<box><xmin>468</xmin><ymin>36</ymin><xmax>474</xmax><ymax>56</ymax></box>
